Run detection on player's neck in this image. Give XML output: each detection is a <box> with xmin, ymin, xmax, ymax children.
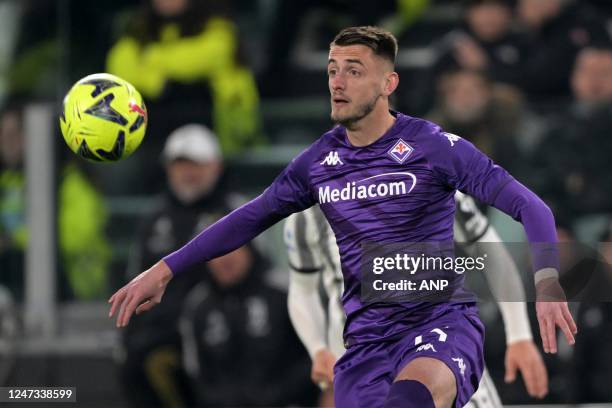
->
<box><xmin>345</xmin><ymin>104</ymin><xmax>396</xmax><ymax>147</ymax></box>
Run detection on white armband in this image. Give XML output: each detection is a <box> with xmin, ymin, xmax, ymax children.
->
<box><xmin>534</xmin><ymin>267</ymin><xmax>559</xmax><ymax>285</ymax></box>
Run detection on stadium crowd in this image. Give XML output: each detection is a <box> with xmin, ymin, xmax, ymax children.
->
<box><xmin>1</xmin><ymin>0</ymin><xmax>612</xmax><ymax>406</ymax></box>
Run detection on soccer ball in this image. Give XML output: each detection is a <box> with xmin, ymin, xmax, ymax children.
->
<box><xmin>59</xmin><ymin>73</ymin><xmax>147</xmax><ymax>162</ymax></box>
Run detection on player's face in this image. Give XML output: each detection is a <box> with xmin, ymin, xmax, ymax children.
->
<box><xmin>328</xmin><ymin>45</ymin><xmax>392</xmax><ymax>128</ymax></box>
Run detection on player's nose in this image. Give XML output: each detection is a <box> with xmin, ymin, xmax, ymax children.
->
<box><xmin>329</xmin><ymin>74</ymin><xmax>346</xmax><ymax>91</ymax></box>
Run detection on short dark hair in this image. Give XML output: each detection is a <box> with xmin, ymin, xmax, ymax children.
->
<box><xmin>331</xmin><ymin>26</ymin><xmax>398</xmax><ymax>66</ymax></box>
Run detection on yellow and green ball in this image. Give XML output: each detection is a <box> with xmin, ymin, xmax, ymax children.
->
<box><xmin>60</xmin><ymin>73</ymin><xmax>147</xmax><ymax>162</ymax></box>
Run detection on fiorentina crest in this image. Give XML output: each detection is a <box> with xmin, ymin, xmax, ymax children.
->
<box><xmin>388</xmin><ymin>139</ymin><xmax>414</xmax><ymax>163</ymax></box>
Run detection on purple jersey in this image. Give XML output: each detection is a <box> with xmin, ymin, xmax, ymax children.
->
<box><xmin>165</xmin><ymin>111</ymin><xmax>555</xmax><ymax>345</ymax></box>
<box><xmin>274</xmin><ymin>113</ymin><xmax>509</xmax><ymax>344</ymax></box>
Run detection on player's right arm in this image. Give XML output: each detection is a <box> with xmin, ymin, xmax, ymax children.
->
<box><xmin>284</xmin><ymin>211</ymin><xmax>336</xmax><ymax>387</ymax></box>
<box><xmin>109</xmin><ymin>148</ymin><xmax>318</xmax><ymax>327</ymax></box>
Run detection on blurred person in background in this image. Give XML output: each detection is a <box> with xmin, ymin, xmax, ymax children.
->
<box><xmin>426</xmin><ymin>69</ymin><xmax>523</xmax><ymax>172</ymax></box>
<box><xmin>454</xmin><ymin>0</ymin><xmax>525</xmax><ymax>72</ymax></box>
<box><xmin>495</xmin><ymin>0</ymin><xmax>610</xmax><ymax>100</ymax></box>
<box><xmin>412</xmin><ymin>0</ymin><xmax>526</xmax><ymax>114</ymax></box>
<box><xmin>261</xmin><ymin>0</ymin><xmax>430</xmax><ymax>97</ymax></box>
<box><xmin>0</xmin><ymin>101</ymin><xmax>109</xmax><ymax>301</ymax></box>
<box><xmin>7</xmin><ymin>0</ymin><xmax>132</xmax><ymax>99</ymax></box>
<box><xmin>107</xmin><ymin>0</ymin><xmax>262</xmax><ymax>157</ymax></box>
<box><xmin>572</xmin><ymin>270</ymin><xmax>612</xmax><ymax>401</ymax></box>
<box><xmin>600</xmin><ymin>222</ymin><xmax>612</xmax><ymax>271</ymax></box>
<box><xmin>0</xmin><ymin>102</ymin><xmax>26</xmax><ymax>300</ymax></box>
<box><xmin>529</xmin><ymin>47</ymin><xmax>612</xmax><ymax>221</ymax></box>
<box><xmin>57</xmin><ymin>163</ymin><xmax>111</xmax><ymax>300</ymax></box>
<box><xmin>570</xmin><ymin>47</ymin><xmax>612</xmax><ymax>112</ymax></box>
<box><xmin>437</xmin><ymin>0</ymin><xmax>526</xmax><ymax>80</ymax></box>
<box><xmin>117</xmin><ymin>124</ymin><xmax>229</xmax><ymax>408</ymax></box>
<box><xmin>180</xmin><ymin>243</ymin><xmax>317</xmax><ymax>407</ymax></box>
<box><xmin>558</xmin><ymin>223</ymin><xmax>612</xmax><ymax>403</ymax></box>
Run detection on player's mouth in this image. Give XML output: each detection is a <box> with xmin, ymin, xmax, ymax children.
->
<box><xmin>332</xmin><ymin>97</ymin><xmax>350</xmax><ymax>107</ymax></box>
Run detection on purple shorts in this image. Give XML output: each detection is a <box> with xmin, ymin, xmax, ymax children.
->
<box><xmin>333</xmin><ymin>304</ymin><xmax>485</xmax><ymax>408</ymax></box>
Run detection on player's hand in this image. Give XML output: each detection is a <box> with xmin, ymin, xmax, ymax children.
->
<box><xmin>311</xmin><ymin>348</ymin><xmax>336</xmax><ymax>390</ymax></box>
<box><xmin>505</xmin><ymin>339</ymin><xmax>548</xmax><ymax>399</ymax></box>
<box><xmin>108</xmin><ymin>260</ymin><xmax>173</xmax><ymax>327</ymax></box>
<box><xmin>535</xmin><ymin>277</ymin><xmax>577</xmax><ymax>354</ymax></box>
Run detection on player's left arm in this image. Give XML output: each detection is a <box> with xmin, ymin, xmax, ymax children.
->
<box><xmin>456</xmin><ymin>192</ymin><xmax>535</xmax><ymax>344</ymax></box>
<box><xmin>456</xmin><ymin>192</ymin><xmax>548</xmax><ymax>397</ymax></box>
<box><xmin>473</xmin><ymin>227</ymin><xmax>549</xmax><ymax>398</ymax></box>
<box><xmin>428</xmin><ymin>127</ymin><xmax>576</xmax><ymax>354</ymax></box>
<box><xmin>486</xmin><ymin>174</ymin><xmax>576</xmax><ymax>355</ymax></box>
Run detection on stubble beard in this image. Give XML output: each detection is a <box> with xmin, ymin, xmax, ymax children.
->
<box><xmin>332</xmin><ymin>93</ymin><xmax>381</xmax><ymax>130</ymax></box>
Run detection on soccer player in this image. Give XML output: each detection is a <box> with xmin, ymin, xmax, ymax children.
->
<box><xmin>109</xmin><ymin>26</ymin><xmax>576</xmax><ymax>407</ymax></box>
<box><xmin>284</xmin><ymin>192</ymin><xmax>549</xmax><ymax>407</ymax></box>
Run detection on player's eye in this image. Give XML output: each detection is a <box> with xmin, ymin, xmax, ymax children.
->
<box><xmin>328</xmin><ymin>69</ymin><xmax>337</xmax><ymax>77</ymax></box>
<box><xmin>349</xmin><ymin>69</ymin><xmax>360</xmax><ymax>77</ymax></box>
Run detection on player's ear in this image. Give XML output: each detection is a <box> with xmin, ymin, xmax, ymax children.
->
<box><xmin>383</xmin><ymin>71</ymin><xmax>399</xmax><ymax>96</ymax></box>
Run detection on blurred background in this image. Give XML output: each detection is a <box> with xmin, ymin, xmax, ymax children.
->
<box><xmin>1</xmin><ymin>0</ymin><xmax>612</xmax><ymax>406</ymax></box>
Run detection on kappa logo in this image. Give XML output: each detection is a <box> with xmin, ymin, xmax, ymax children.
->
<box><xmin>452</xmin><ymin>357</ymin><xmax>466</xmax><ymax>378</ymax></box>
<box><xmin>320</xmin><ymin>151</ymin><xmax>344</xmax><ymax>166</ymax></box>
<box><xmin>388</xmin><ymin>139</ymin><xmax>414</xmax><ymax>163</ymax></box>
<box><xmin>416</xmin><ymin>343</ymin><xmax>437</xmax><ymax>353</ymax></box>
<box><xmin>444</xmin><ymin>132</ymin><xmax>461</xmax><ymax>147</ymax></box>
